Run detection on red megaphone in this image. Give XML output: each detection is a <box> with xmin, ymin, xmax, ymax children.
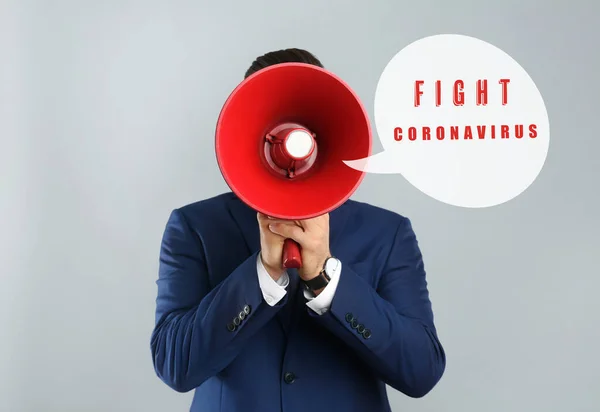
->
<box><xmin>215</xmin><ymin>63</ymin><xmax>371</xmax><ymax>269</ymax></box>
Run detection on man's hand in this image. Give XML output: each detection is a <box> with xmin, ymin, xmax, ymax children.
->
<box><xmin>257</xmin><ymin>212</ymin><xmax>297</xmax><ymax>281</ymax></box>
<box><xmin>266</xmin><ymin>214</ymin><xmax>331</xmax><ymax>281</ymax></box>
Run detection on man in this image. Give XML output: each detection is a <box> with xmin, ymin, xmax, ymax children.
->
<box><xmin>151</xmin><ymin>48</ymin><xmax>446</xmax><ymax>412</ymax></box>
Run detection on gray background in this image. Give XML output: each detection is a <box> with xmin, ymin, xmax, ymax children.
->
<box><xmin>1</xmin><ymin>1</ymin><xmax>599</xmax><ymax>411</ymax></box>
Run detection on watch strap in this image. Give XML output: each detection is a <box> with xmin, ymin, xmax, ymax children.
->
<box><xmin>302</xmin><ymin>270</ymin><xmax>331</xmax><ymax>291</ymax></box>
<box><xmin>302</xmin><ymin>256</ymin><xmax>334</xmax><ymax>291</ymax></box>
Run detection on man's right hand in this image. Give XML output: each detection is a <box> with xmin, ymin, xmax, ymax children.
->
<box><xmin>256</xmin><ymin>212</ymin><xmax>295</xmax><ymax>281</ymax></box>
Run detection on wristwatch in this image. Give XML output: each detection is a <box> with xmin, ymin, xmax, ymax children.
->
<box><xmin>302</xmin><ymin>256</ymin><xmax>340</xmax><ymax>292</ymax></box>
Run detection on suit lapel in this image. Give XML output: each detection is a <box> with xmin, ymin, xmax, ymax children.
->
<box><xmin>328</xmin><ymin>201</ymin><xmax>350</xmax><ymax>252</ymax></box>
<box><xmin>277</xmin><ymin>268</ymin><xmax>300</xmax><ymax>337</ymax></box>
<box><xmin>226</xmin><ymin>194</ymin><xmax>260</xmax><ymax>255</ymax></box>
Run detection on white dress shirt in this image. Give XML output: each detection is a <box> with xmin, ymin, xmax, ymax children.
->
<box><xmin>256</xmin><ymin>254</ymin><xmax>342</xmax><ymax>315</ymax></box>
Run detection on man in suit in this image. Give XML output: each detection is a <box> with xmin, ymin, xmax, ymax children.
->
<box><xmin>151</xmin><ymin>49</ymin><xmax>446</xmax><ymax>412</ymax></box>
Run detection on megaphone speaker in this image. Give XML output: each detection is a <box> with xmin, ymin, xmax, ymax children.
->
<box><xmin>215</xmin><ymin>63</ymin><xmax>371</xmax><ymax>269</ymax></box>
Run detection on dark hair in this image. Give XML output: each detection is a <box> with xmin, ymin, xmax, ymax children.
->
<box><xmin>244</xmin><ymin>48</ymin><xmax>323</xmax><ymax>78</ymax></box>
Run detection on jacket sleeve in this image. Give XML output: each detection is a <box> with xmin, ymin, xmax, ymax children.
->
<box><xmin>307</xmin><ymin>217</ymin><xmax>446</xmax><ymax>398</ymax></box>
<box><xmin>150</xmin><ymin>209</ymin><xmax>286</xmax><ymax>393</ymax></box>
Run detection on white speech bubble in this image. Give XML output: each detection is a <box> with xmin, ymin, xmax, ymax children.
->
<box><xmin>344</xmin><ymin>34</ymin><xmax>550</xmax><ymax>208</ymax></box>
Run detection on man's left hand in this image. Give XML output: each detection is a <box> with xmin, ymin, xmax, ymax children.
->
<box><xmin>266</xmin><ymin>214</ymin><xmax>331</xmax><ymax>281</ymax></box>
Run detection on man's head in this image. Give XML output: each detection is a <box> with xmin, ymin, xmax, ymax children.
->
<box><xmin>245</xmin><ymin>48</ymin><xmax>323</xmax><ymax>79</ymax></box>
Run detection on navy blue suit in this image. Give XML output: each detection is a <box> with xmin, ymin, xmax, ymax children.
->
<box><xmin>151</xmin><ymin>192</ymin><xmax>445</xmax><ymax>411</ymax></box>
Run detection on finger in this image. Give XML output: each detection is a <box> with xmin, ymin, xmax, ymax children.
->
<box><xmin>258</xmin><ymin>212</ymin><xmax>291</xmax><ymax>221</ymax></box>
<box><xmin>263</xmin><ymin>217</ymin><xmax>302</xmax><ymax>227</ymax></box>
<box><xmin>257</xmin><ymin>213</ymin><xmax>279</xmax><ymax>226</ymax></box>
<box><xmin>268</xmin><ymin>222</ymin><xmax>305</xmax><ymax>242</ymax></box>
<box><xmin>268</xmin><ymin>220</ymin><xmax>303</xmax><ymax>231</ymax></box>
<box><xmin>298</xmin><ymin>213</ymin><xmax>329</xmax><ymax>230</ymax></box>
<box><xmin>257</xmin><ymin>214</ymin><xmax>294</xmax><ymax>239</ymax></box>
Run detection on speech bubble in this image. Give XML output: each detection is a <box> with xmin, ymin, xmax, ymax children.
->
<box><xmin>344</xmin><ymin>34</ymin><xmax>550</xmax><ymax>208</ymax></box>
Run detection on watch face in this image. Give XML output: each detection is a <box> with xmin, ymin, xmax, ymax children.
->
<box><xmin>325</xmin><ymin>257</ymin><xmax>339</xmax><ymax>274</ymax></box>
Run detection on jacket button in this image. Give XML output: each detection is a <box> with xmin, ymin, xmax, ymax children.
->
<box><xmin>362</xmin><ymin>329</ymin><xmax>372</xmax><ymax>339</ymax></box>
<box><xmin>345</xmin><ymin>313</ymin><xmax>353</xmax><ymax>322</ymax></box>
<box><xmin>357</xmin><ymin>324</ymin><xmax>365</xmax><ymax>334</ymax></box>
<box><xmin>350</xmin><ymin>319</ymin><xmax>358</xmax><ymax>329</ymax></box>
<box><xmin>243</xmin><ymin>305</ymin><xmax>251</xmax><ymax>315</ymax></box>
<box><xmin>233</xmin><ymin>317</ymin><xmax>241</xmax><ymax>326</ymax></box>
<box><xmin>226</xmin><ymin>323</ymin><xmax>236</xmax><ymax>332</ymax></box>
<box><xmin>238</xmin><ymin>311</ymin><xmax>246</xmax><ymax>321</ymax></box>
<box><xmin>283</xmin><ymin>372</ymin><xmax>296</xmax><ymax>384</ymax></box>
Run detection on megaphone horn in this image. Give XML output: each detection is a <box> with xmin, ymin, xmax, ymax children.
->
<box><xmin>215</xmin><ymin>62</ymin><xmax>371</xmax><ymax>270</ymax></box>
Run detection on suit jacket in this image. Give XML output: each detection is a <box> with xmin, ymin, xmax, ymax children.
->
<box><xmin>151</xmin><ymin>192</ymin><xmax>446</xmax><ymax>412</ymax></box>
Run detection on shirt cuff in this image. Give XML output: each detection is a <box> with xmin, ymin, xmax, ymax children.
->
<box><xmin>304</xmin><ymin>259</ymin><xmax>342</xmax><ymax>315</ymax></box>
<box><xmin>256</xmin><ymin>254</ymin><xmax>289</xmax><ymax>306</ymax></box>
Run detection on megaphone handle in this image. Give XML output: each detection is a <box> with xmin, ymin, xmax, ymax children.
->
<box><xmin>282</xmin><ymin>238</ymin><xmax>302</xmax><ymax>269</ymax></box>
